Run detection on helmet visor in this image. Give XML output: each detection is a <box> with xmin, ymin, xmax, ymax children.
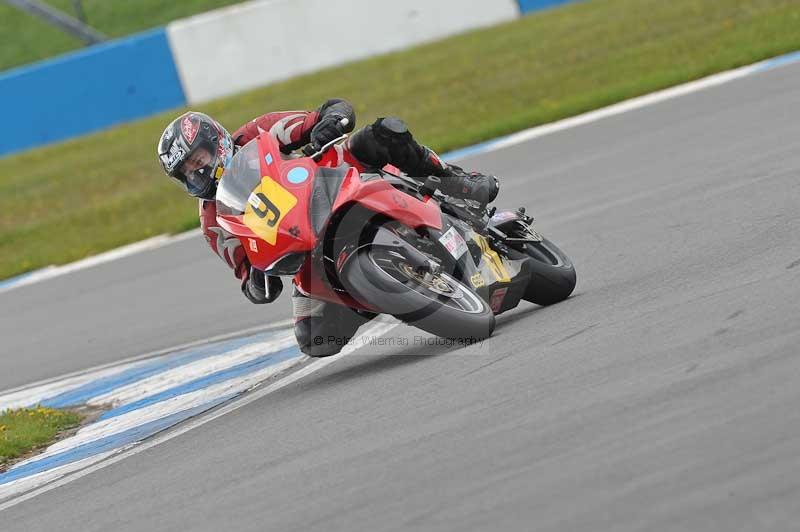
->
<box><xmin>184</xmin><ymin>168</ymin><xmax>215</xmax><ymax>197</ymax></box>
<box><xmin>180</xmin><ymin>146</ymin><xmax>220</xmax><ymax>198</ymax></box>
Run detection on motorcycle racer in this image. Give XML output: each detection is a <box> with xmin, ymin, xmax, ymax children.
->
<box><xmin>157</xmin><ymin>99</ymin><xmax>499</xmax><ymax>356</ymax></box>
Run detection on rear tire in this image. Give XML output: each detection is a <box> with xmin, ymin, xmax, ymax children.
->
<box><xmin>340</xmin><ymin>247</ymin><xmax>495</xmax><ymax>341</ymax></box>
<box><xmin>521</xmin><ymin>238</ymin><xmax>576</xmax><ymax>306</ymax></box>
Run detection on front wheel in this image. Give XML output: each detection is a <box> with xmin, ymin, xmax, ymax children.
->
<box><xmin>521</xmin><ymin>238</ymin><xmax>577</xmax><ymax>305</ymax></box>
<box><xmin>340</xmin><ymin>247</ymin><xmax>495</xmax><ymax>341</ymax></box>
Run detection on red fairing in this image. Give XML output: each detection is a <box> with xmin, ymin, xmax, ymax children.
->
<box><xmin>202</xmin><ymin>110</ymin><xmax>320</xmax><ymax>283</ymax></box>
<box><xmin>199</xmin><ymin>199</ymin><xmax>249</xmax><ymax>279</ymax></box>
<box><xmin>232</xmin><ymin>111</ymin><xmax>320</xmax><ymax>150</ymax></box>
<box><xmin>220</xmin><ymin>134</ymin><xmax>320</xmax><ymax>271</ymax></box>
<box><xmin>332</xmin><ymin>168</ymin><xmax>443</xmax><ymax>231</ymax></box>
<box><xmin>204</xmin><ymin>106</ymin><xmax>353</xmax><ymax>284</ymax></box>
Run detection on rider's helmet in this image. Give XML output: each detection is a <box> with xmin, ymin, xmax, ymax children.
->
<box><xmin>157</xmin><ymin>112</ymin><xmax>234</xmax><ymax>200</ymax></box>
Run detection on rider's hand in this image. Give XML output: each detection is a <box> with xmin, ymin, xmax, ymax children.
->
<box><xmin>242</xmin><ymin>267</ymin><xmax>283</xmax><ymax>304</ymax></box>
<box><xmin>310</xmin><ymin>113</ymin><xmax>348</xmax><ymax>151</ymax></box>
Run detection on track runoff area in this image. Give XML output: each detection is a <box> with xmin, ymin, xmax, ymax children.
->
<box><xmin>1</xmin><ymin>50</ymin><xmax>799</xmax><ymax>522</ymax></box>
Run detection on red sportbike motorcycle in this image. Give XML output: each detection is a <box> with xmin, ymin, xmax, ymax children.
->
<box><xmin>216</xmin><ymin>130</ymin><xmax>576</xmax><ymax>341</ymax></box>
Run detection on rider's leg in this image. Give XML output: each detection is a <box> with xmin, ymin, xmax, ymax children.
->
<box><xmin>292</xmin><ymin>286</ymin><xmax>374</xmax><ymax>357</ymax></box>
<box><xmin>345</xmin><ymin>117</ymin><xmax>499</xmax><ymax>205</ymax></box>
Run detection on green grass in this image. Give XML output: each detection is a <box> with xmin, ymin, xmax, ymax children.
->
<box><xmin>0</xmin><ymin>407</ymin><xmax>82</xmax><ymax>467</ymax></box>
<box><xmin>1</xmin><ymin>0</ymin><xmax>800</xmax><ymax>279</ymax></box>
<box><xmin>0</xmin><ymin>0</ymin><xmax>244</xmax><ymax>72</ymax></box>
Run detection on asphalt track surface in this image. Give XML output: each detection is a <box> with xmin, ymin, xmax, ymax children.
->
<box><xmin>3</xmin><ymin>62</ymin><xmax>800</xmax><ymax>530</ymax></box>
<box><xmin>0</xmin><ymin>234</ymin><xmax>292</xmax><ymax>391</ymax></box>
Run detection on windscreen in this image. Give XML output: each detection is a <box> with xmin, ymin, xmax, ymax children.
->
<box><xmin>216</xmin><ymin>140</ymin><xmax>261</xmax><ymax>216</ymax></box>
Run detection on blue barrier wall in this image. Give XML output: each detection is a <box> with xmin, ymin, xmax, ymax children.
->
<box><xmin>517</xmin><ymin>0</ymin><xmax>578</xmax><ymax>14</ymax></box>
<box><xmin>0</xmin><ymin>28</ymin><xmax>185</xmax><ymax>157</ymax></box>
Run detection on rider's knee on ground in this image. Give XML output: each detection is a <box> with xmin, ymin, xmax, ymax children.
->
<box><xmin>292</xmin><ymin>296</ymin><xmax>374</xmax><ymax>357</ymax></box>
<box><xmin>294</xmin><ymin>318</ymin><xmax>345</xmax><ymax>357</ymax></box>
<box><xmin>294</xmin><ymin>316</ymin><xmax>364</xmax><ymax>357</ymax></box>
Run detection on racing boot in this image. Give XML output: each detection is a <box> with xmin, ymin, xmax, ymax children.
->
<box><xmin>431</xmin><ymin>157</ymin><xmax>500</xmax><ymax>206</ymax></box>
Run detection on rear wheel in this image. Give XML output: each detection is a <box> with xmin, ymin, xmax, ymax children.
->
<box><xmin>340</xmin><ymin>247</ymin><xmax>495</xmax><ymax>341</ymax></box>
<box><xmin>521</xmin><ymin>238</ymin><xmax>576</xmax><ymax>305</ymax></box>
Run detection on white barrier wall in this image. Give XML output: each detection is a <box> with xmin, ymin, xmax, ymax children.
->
<box><xmin>167</xmin><ymin>0</ymin><xmax>520</xmax><ymax>104</ymax></box>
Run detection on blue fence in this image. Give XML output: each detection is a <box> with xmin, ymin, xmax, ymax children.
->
<box><xmin>0</xmin><ymin>28</ymin><xmax>185</xmax><ymax>157</ymax></box>
<box><xmin>517</xmin><ymin>0</ymin><xmax>578</xmax><ymax>14</ymax></box>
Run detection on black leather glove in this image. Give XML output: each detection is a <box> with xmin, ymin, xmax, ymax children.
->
<box><xmin>242</xmin><ymin>267</ymin><xmax>283</xmax><ymax>304</ymax></box>
<box><xmin>310</xmin><ymin>113</ymin><xmax>348</xmax><ymax>151</ymax></box>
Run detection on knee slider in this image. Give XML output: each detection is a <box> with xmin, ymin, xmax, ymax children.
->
<box><xmin>293</xmin><ymin>318</ymin><xmax>345</xmax><ymax>357</ymax></box>
<box><xmin>293</xmin><ymin>318</ymin><xmax>314</xmax><ymax>349</ymax></box>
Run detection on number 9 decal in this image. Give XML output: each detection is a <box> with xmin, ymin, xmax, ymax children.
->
<box><xmin>251</xmin><ymin>192</ymin><xmax>281</xmax><ymax>227</ymax></box>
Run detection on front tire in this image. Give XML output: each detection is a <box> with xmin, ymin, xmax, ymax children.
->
<box><xmin>340</xmin><ymin>247</ymin><xmax>495</xmax><ymax>341</ymax></box>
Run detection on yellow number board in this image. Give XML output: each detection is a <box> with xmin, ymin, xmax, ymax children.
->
<box><xmin>242</xmin><ymin>176</ymin><xmax>298</xmax><ymax>245</ymax></box>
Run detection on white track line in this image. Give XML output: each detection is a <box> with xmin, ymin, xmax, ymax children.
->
<box><xmin>0</xmin><ymin>363</ymin><xmax>151</xmax><ymax>413</ymax></box>
<box><xmin>0</xmin><ymin>318</ymin><xmax>399</xmax><ymax>511</ymax></box>
<box><xmin>12</xmin><ymin>356</ymin><xmax>302</xmax><ymax>467</ymax></box>
<box><xmin>0</xmin><ymin>320</ymin><xmax>294</xmax><ymax>407</ymax></box>
<box><xmin>86</xmin><ymin>333</ymin><xmax>296</xmax><ymax>407</ymax></box>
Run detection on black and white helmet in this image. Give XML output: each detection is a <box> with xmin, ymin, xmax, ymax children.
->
<box><xmin>157</xmin><ymin>112</ymin><xmax>234</xmax><ymax>200</ymax></box>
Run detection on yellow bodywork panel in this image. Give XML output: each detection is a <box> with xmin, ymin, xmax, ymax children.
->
<box><xmin>473</xmin><ymin>234</ymin><xmax>512</xmax><ymax>283</ymax></box>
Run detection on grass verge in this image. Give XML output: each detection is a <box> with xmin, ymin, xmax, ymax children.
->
<box><xmin>0</xmin><ymin>407</ymin><xmax>83</xmax><ymax>469</ymax></box>
<box><xmin>1</xmin><ymin>0</ymin><xmax>800</xmax><ymax>279</ymax></box>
